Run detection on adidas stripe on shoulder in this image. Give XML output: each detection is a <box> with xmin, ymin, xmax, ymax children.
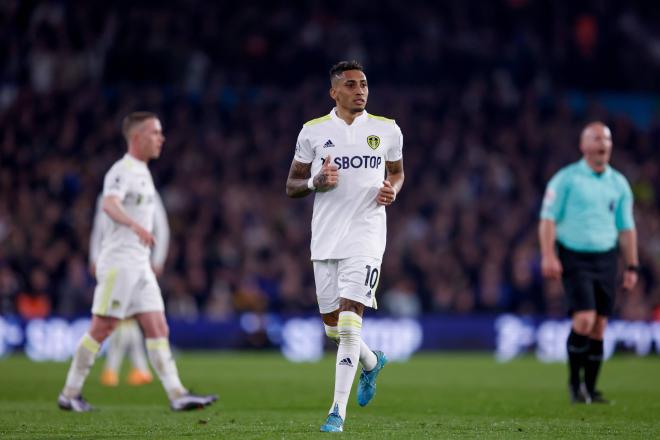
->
<box><xmin>304</xmin><ymin>115</ymin><xmax>332</xmax><ymax>127</ymax></box>
<box><xmin>367</xmin><ymin>114</ymin><xmax>395</xmax><ymax>124</ymax></box>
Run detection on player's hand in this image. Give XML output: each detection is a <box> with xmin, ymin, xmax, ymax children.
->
<box><xmin>541</xmin><ymin>254</ymin><xmax>562</xmax><ymax>280</ymax></box>
<box><xmin>89</xmin><ymin>263</ymin><xmax>97</xmax><ymax>278</ymax></box>
<box><xmin>376</xmin><ymin>180</ymin><xmax>396</xmax><ymax>206</ymax></box>
<box><xmin>313</xmin><ymin>155</ymin><xmax>338</xmax><ymax>192</ymax></box>
<box><xmin>622</xmin><ymin>269</ymin><xmax>638</xmax><ymax>291</ymax></box>
<box><xmin>131</xmin><ymin>223</ymin><xmax>156</xmax><ymax>247</ymax></box>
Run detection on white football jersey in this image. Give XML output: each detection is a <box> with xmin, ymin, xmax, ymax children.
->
<box><xmin>294</xmin><ymin>108</ymin><xmax>403</xmax><ymax>260</ymax></box>
<box><xmin>96</xmin><ymin>153</ymin><xmax>158</xmax><ymax>269</ymax></box>
<box><xmin>90</xmin><ymin>192</ymin><xmax>170</xmax><ymax>268</ymax></box>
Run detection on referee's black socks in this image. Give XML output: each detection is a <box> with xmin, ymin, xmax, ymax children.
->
<box><xmin>566</xmin><ymin>330</ymin><xmax>590</xmax><ymax>392</ymax></box>
<box><xmin>584</xmin><ymin>338</ymin><xmax>604</xmax><ymax>395</ymax></box>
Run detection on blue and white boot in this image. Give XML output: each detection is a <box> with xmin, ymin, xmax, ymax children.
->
<box><xmin>357</xmin><ymin>350</ymin><xmax>388</xmax><ymax>407</ymax></box>
<box><xmin>320</xmin><ymin>404</ymin><xmax>344</xmax><ymax>432</ymax></box>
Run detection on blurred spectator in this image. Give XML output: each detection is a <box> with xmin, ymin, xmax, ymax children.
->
<box><xmin>382</xmin><ymin>279</ymin><xmax>421</xmax><ymax>318</ymax></box>
<box><xmin>56</xmin><ymin>254</ymin><xmax>93</xmax><ymax>317</ymax></box>
<box><xmin>165</xmin><ymin>275</ymin><xmax>199</xmax><ymax>322</ymax></box>
<box><xmin>0</xmin><ymin>265</ymin><xmax>20</xmax><ymax>316</ymax></box>
<box><xmin>205</xmin><ymin>274</ymin><xmax>234</xmax><ymax>322</ymax></box>
<box><xmin>1</xmin><ymin>0</ymin><xmax>659</xmax><ymax>320</ymax></box>
<box><xmin>16</xmin><ymin>267</ymin><xmax>51</xmax><ymax>319</ymax></box>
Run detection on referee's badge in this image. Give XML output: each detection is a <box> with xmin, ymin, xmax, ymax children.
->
<box><xmin>367</xmin><ymin>135</ymin><xmax>380</xmax><ymax>150</ymax></box>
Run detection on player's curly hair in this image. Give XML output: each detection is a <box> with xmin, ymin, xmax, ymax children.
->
<box><xmin>121</xmin><ymin>111</ymin><xmax>158</xmax><ymax>143</ymax></box>
<box><xmin>329</xmin><ymin>60</ymin><xmax>364</xmax><ymax>82</ymax></box>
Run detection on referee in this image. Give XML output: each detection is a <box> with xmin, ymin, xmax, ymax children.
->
<box><xmin>539</xmin><ymin>122</ymin><xmax>638</xmax><ymax>404</ymax></box>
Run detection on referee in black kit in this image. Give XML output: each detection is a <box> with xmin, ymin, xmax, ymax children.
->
<box><xmin>538</xmin><ymin>122</ymin><xmax>639</xmax><ymax>404</ymax></box>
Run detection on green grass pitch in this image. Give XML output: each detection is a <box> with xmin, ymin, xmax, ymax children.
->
<box><xmin>0</xmin><ymin>352</ymin><xmax>658</xmax><ymax>439</ymax></box>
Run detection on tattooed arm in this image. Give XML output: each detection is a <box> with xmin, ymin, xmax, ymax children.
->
<box><xmin>286</xmin><ymin>160</ymin><xmax>313</xmax><ymax>198</ymax></box>
<box><xmin>286</xmin><ymin>156</ymin><xmax>339</xmax><ymax>198</ymax></box>
<box><xmin>376</xmin><ymin>159</ymin><xmax>405</xmax><ymax>206</ymax></box>
<box><xmin>386</xmin><ymin>159</ymin><xmax>404</xmax><ymax>194</ymax></box>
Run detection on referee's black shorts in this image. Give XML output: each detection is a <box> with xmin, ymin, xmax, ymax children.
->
<box><xmin>557</xmin><ymin>243</ymin><xmax>618</xmax><ymax>317</ymax></box>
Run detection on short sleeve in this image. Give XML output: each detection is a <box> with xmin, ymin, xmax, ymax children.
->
<box><xmin>103</xmin><ymin>165</ymin><xmax>129</xmax><ymax>199</ymax></box>
<box><xmin>293</xmin><ymin>126</ymin><xmax>314</xmax><ymax>164</ymax></box>
<box><xmin>615</xmin><ymin>178</ymin><xmax>635</xmax><ymax>231</ymax></box>
<box><xmin>385</xmin><ymin>123</ymin><xmax>403</xmax><ymax>161</ymax></box>
<box><xmin>540</xmin><ymin>171</ymin><xmax>569</xmax><ymax>222</ymax></box>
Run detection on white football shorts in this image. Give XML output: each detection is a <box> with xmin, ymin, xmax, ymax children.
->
<box><xmin>91</xmin><ymin>265</ymin><xmax>164</xmax><ymax>319</ymax></box>
<box><xmin>313</xmin><ymin>256</ymin><xmax>381</xmax><ymax>314</ymax></box>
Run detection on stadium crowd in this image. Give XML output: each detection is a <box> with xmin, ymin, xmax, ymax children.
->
<box><xmin>1</xmin><ymin>0</ymin><xmax>659</xmax><ymax>321</ymax></box>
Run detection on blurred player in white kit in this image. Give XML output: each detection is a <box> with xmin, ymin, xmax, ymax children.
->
<box><xmin>89</xmin><ymin>191</ymin><xmax>169</xmax><ymax>387</ymax></box>
<box><xmin>58</xmin><ymin>111</ymin><xmax>217</xmax><ymax>411</ymax></box>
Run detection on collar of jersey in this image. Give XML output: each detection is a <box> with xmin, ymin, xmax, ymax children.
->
<box><xmin>579</xmin><ymin>158</ymin><xmax>611</xmax><ymax>177</ymax></box>
<box><xmin>123</xmin><ymin>153</ymin><xmax>149</xmax><ymax>170</ymax></box>
<box><xmin>330</xmin><ymin>107</ymin><xmax>368</xmax><ymax>127</ymax></box>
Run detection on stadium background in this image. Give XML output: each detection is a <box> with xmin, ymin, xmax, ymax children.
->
<box><xmin>1</xmin><ymin>0</ymin><xmax>660</xmax><ymax>359</ymax></box>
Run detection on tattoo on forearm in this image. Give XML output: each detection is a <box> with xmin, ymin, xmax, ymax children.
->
<box><xmin>290</xmin><ymin>161</ymin><xmax>311</xmax><ymax>180</ymax></box>
<box><xmin>386</xmin><ymin>160</ymin><xmax>402</xmax><ymax>175</ymax></box>
<box><xmin>315</xmin><ymin>173</ymin><xmax>328</xmax><ymax>187</ymax></box>
<box><xmin>386</xmin><ymin>160</ymin><xmax>404</xmax><ymax>194</ymax></box>
<box><xmin>286</xmin><ymin>161</ymin><xmax>312</xmax><ymax>198</ymax></box>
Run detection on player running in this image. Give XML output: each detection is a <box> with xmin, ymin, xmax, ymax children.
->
<box><xmin>286</xmin><ymin>61</ymin><xmax>404</xmax><ymax>432</ymax></box>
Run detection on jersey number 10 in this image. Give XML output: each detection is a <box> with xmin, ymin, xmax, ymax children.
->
<box><xmin>364</xmin><ymin>265</ymin><xmax>380</xmax><ymax>289</ymax></box>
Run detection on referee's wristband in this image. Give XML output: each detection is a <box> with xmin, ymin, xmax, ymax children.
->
<box><xmin>307</xmin><ymin>177</ymin><xmax>316</xmax><ymax>191</ymax></box>
<box><xmin>626</xmin><ymin>264</ymin><xmax>640</xmax><ymax>273</ymax></box>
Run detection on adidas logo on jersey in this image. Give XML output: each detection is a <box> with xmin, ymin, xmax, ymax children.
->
<box><xmin>323</xmin><ymin>139</ymin><xmax>335</xmax><ymax>148</ymax></box>
<box><xmin>338</xmin><ymin>357</ymin><xmax>353</xmax><ymax>367</ymax></box>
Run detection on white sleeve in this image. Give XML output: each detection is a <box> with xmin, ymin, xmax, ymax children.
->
<box><xmin>150</xmin><ymin>192</ymin><xmax>170</xmax><ymax>268</ymax></box>
<box><xmin>293</xmin><ymin>126</ymin><xmax>314</xmax><ymax>163</ymax></box>
<box><xmin>102</xmin><ymin>165</ymin><xmax>129</xmax><ymax>199</ymax></box>
<box><xmin>89</xmin><ymin>195</ymin><xmax>104</xmax><ymax>265</ymax></box>
<box><xmin>385</xmin><ymin>123</ymin><xmax>403</xmax><ymax>161</ymax></box>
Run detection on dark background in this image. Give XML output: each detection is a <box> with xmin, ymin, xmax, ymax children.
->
<box><xmin>1</xmin><ymin>0</ymin><xmax>659</xmax><ymax>323</ymax></box>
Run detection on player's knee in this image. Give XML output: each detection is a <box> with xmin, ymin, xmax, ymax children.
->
<box><xmin>90</xmin><ymin>317</ymin><xmax>119</xmax><ymax>342</ymax></box>
<box><xmin>143</xmin><ymin>324</ymin><xmax>168</xmax><ymax>339</ymax></box>
<box><xmin>160</xmin><ymin>322</ymin><xmax>170</xmax><ymax>337</ymax></box>
<box><xmin>339</xmin><ymin>298</ymin><xmax>364</xmax><ymax>316</ymax></box>
<box><xmin>573</xmin><ymin>315</ymin><xmax>596</xmax><ymax>335</ymax></box>
<box><xmin>321</xmin><ymin>311</ymin><xmax>339</xmax><ymax>327</ymax></box>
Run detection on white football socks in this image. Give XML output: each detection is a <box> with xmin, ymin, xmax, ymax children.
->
<box><xmin>126</xmin><ymin>321</ymin><xmax>150</xmax><ymax>372</ymax></box>
<box><xmin>146</xmin><ymin>337</ymin><xmax>186</xmax><ymax>400</ymax></box>
<box><xmin>330</xmin><ymin>312</ymin><xmax>363</xmax><ymax>419</ymax></box>
<box><xmin>105</xmin><ymin>320</ymin><xmax>149</xmax><ymax>373</ymax></box>
<box><xmin>324</xmin><ymin>323</ymin><xmax>377</xmax><ymax>371</ymax></box>
<box><xmin>104</xmin><ymin>325</ymin><xmax>128</xmax><ymax>373</ymax></box>
<box><xmin>63</xmin><ymin>333</ymin><xmax>100</xmax><ymax>398</ymax></box>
